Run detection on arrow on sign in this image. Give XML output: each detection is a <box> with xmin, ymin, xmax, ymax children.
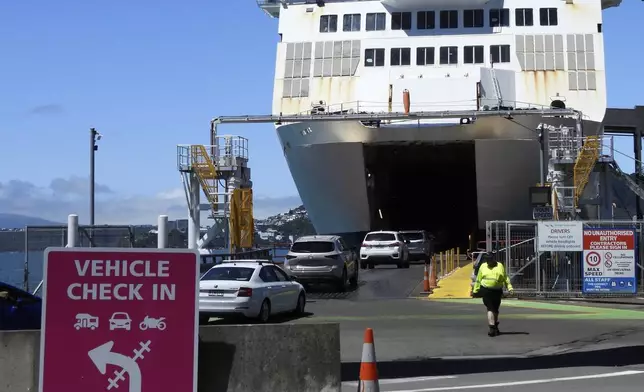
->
<box><xmin>88</xmin><ymin>341</ymin><xmax>142</xmax><ymax>392</ymax></box>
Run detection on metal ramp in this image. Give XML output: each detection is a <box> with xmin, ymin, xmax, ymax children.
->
<box><xmin>609</xmin><ymin>161</ymin><xmax>644</xmax><ymax>201</ymax></box>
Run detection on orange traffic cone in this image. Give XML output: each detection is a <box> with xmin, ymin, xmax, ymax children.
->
<box><xmin>429</xmin><ymin>257</ymin><xmax>438</xmax><ymax>289</ymax></box>
<box><xmin>422</xmin><ymin>264</ymin><xmax>431</xmax><ymax>293</ymax></box>
<box><xmin>358</xmin><ymin>328</ymin><xmax>379</xmax><ymax>392</ymax></box>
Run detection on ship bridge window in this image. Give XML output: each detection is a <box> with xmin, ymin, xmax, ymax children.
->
<box><xmin>343</xmin><ymin>14</ymin><xmax>361</xmax><ymax>32</ymax></box>
<box><xmin>464</xmin><ymin>45</ymin><xmax>484</xmax><ymax>64</ymax></box>
<box><xmin>489</xmin><ymin>9</ymin><xmax>509</xmax><ymax>27</ymax></box>
<box><xmin>392</xmin><ymin>12</ymin><xmax>412</xmax><ymax>30</ymax></box>
<box><xmin>417</xmin><ymin>11</ymin><xmax>435</xmax><ymax>29</ymax></box>
<box><xmin>464</xmin><ymin>9</ymin><xmax>484</xmax><ymax>28</ymax></box>
<box><xmin>515</xmin><ymin>8</ymin><xmax>534</xmax><ymax>26</ymax></box>
<box><xmin>366</xmin><ymin>13</ymin><xmax>386</xmax><ymax>31</ymax></box>
<box><xmin>364</xmin><ymin>48</ymin><xmax>385</xmax><ymax>67</ymax></box>
<box><xmin>439</xmin><ymin>46</ymin><xmax>458</xmax><ymax>65</ymax></box>
<box><xmin>390</xmin><ymin>48</ymin><xmax>411</xmax><ymax>66</ymax></box>
<box><xmin>490</xmin><ymin>45</ymin><xmax>511</xmax><ymax>63</ymax></box>
<box><xmin>320</xmin><ymin>15</ymin><xmax>338</xmax><ymax>33</ymax></box>
<box><xmin>416</xmin><ymin>47</ymin><xmax>435</xmax><ymax>66</ymax></box>
<box><xmin>439</xmin><ymin>10</ymin><xmax>458</xmax><ymax>29</ymax></box>
<box><xmin>539</xmin><ymin>8</ymin><xmax>558</xmax><ymax>26</ymax></box>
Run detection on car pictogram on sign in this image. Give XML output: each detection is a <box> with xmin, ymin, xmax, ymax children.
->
<box><xmin>109</xmin><ymin>312</ymin><xmax>132</xmax><ymax>331</ymax></box>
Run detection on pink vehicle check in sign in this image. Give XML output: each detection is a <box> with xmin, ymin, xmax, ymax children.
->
<box><xmin>39</xmin><ymin>247</ymin><xmax>199</xmax><ymax>392</ymax></box>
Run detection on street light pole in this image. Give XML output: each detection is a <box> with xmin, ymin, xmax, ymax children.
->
<box><xmin>90</xmin><ymin>128</ymin><xmax>101</xmax><ymax>227</ymax></box>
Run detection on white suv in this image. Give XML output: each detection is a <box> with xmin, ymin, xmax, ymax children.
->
<box><xmin>359</xmin><ymin>231</ymin><xmax>410</xmax><ymax>269</ymax></box>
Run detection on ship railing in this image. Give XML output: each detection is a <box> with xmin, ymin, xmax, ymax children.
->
<box><xmin>599</xmin><ymin>135</ymin><xmax>615</xmax><ymax>162</ymax></box>
<box><xmin>257</xmin><ymin>0</ymin><xmax>358</xmax><ymax>5</ymax></box>
<box><xmin>177</xmin><ymin>138</ymin><xmax>249</xmax><ymax>172</ymax></box>
<box><xmin>306</xmin><ymin>99</ymin><xmax>564</xmax><ymax>117</ymax></box>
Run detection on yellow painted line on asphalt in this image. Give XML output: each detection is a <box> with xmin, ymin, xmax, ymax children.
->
<box><xmin>428</xmin><ymin>298</ymin><xmax>644</xmax><ymax>319</ymax></box>
<box><xmin>290</xmin><ymin>312</ymin><xmax>631</xmax><ymax>323</ymax></box>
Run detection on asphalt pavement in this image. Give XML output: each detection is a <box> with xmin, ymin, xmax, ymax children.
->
<box><xmin>206</xmin><ymin>263</ymin><xmax>644</xmax><ymax>390</ymax></box>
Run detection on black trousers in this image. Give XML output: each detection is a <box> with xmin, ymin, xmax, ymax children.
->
<box><xmin>479</xmin><ymin>286</ymin><xmax>503</xmax><ymax>313</ymax></box>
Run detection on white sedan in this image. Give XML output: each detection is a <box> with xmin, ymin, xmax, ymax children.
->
<box><xmin>199</xmin><ymin>260</ymin><xmax>307</xmax><ymax>324</ymax></box>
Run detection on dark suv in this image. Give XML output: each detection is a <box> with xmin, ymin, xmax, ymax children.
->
<box><xmin>399</xmin><ymin>230</ymin><xmax>434</xmax><ymax>263</ymax></box>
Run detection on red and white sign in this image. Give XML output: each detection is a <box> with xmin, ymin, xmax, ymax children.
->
<box><xmin>582</xmin><ymin>230</ymin><xmax>635</xmax><ymax>278</ymax></box>
<box><xmin>39</xmin><ymin>248</ymin><xmax>200</xmax><ymax>392</ymax></box>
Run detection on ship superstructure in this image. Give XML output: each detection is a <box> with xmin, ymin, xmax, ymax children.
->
<box><xmin>257</xmin><ymin>0</ymin><xmax>621</xmax><ymax>247</ymax></box>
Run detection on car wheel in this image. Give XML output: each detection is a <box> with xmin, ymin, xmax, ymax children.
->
<box><xmin>349</xmin><ymin>264</ymin><xmax>359</xmax><ymax>288</ymax></box>
<box><xmin>257</xmin><ymin>299</ymin><xmax>271</xmax><ymax>323</ymax></box>
<box><xmin>294</xmin><ymin>293</ymin><xmax>306</xmax><ymax>314</ymax></box>
<box><xmin>336</xmin><ymin>269</ymin><xmax>347</xmax><ymax>292</ymax></box>
<box><xmin>368</xmin><ymin>263</ymin><xmax>375</xmax><ymax>269</ymax></box>
<box><xmin>360</xmin><ymin>261</ymin><xmax>367</xmax><ymax>269</ymax></box>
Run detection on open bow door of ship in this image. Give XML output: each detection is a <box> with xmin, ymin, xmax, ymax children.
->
<box><xmin>363</xmin><ymin>142</ymin><xmax>479</xmax><ymax>250</ymax></box>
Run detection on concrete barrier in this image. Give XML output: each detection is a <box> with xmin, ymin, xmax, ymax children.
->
<box><xmin>0</xmin><ymin>329</ymin><xmax>40</xmax><ymax>392</ymax></box>
<box><xmin>0</xmin><ymin>323</ymin><xmax>341</xmax><ymax>392</ymax></box>
<box><xmin>199</xmin><ymin>323</ymin><xmax>341</xmax><ymax>392</ymax></box>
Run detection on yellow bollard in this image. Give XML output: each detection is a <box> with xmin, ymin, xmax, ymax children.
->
<box><xmin>451</xmin><ymin>248</ymin><xmax>455</xmax><ymax>271</ymax></box>
<box><xmin>451</xmin><ymin>249</ymin><xmax>455</xmax><ymax>272</ymax></box>
<box><xmin>440</xmin><ymin>252</ymin><xmax>444</xmax><ymax>277</ymax></box>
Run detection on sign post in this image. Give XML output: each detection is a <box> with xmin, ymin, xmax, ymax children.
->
<box><xmin>39</xmin><ymin>248</ymin><xmax>200</xmax><ymax>392</ymax></box>
<box><xmin>537</xmin><ymin>221</ymin><xmax>583</xmax><ymax>252</ymax></box>
<box><xmin>582</xmin><ymin>229</ymin><xmax>637</xmax><ymax>294</ymax></box>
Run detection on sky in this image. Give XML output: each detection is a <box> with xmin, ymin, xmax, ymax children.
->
<box><xmin>0</xmin><ymin>1</ymin><xmax>642</xmax><ymax>225</ymax></box>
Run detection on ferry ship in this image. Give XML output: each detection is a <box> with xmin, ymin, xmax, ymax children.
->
<box><xmin>256</xmin><ymin>0</ymin><xmax>620</xmax><ymax>247</ymax></box>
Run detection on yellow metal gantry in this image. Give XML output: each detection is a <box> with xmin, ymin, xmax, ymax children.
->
<box><xmin>179</xmin><ymin>140</ymin><xmax>254</xmax><ymax>250</ymax></box>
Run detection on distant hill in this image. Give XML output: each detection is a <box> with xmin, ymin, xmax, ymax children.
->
<box><xmin>0</xmin><ymin>213</ymin><xmax>60</xmax><ymax>229</ymax></box>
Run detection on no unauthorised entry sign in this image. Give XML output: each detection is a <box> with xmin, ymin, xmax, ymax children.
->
<box><xmin>39</xmin><ymin>248</ymin><xmax>199</xmax><ymax>392</ymax></box>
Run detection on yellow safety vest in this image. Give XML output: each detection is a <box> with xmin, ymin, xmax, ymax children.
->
<box><xmin>473</xmin><ymin>262</ymin><xmax>513</xmax><ymax>293</ymax></box>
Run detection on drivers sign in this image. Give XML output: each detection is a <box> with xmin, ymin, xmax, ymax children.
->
<box><xmin>39</xmin><ymin>247</ymin><xmax>200</xmax><ymax>392</ymax></box>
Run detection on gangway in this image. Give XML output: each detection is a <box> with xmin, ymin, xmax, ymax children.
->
<box><xmin>177</xmin><ymin>135</ymin><xmax>254</xmax><ymax>252</ymax></box>
<box><xmin>609</xmin><ymin>161</ymin><xmax>644</xmax><ymax>201</ymax></box>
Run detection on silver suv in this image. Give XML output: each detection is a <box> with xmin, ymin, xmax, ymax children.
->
<box><xmin>283</xmin><ymin>235</ymin><xmax>359</xmax><ymax>292</ymax></box>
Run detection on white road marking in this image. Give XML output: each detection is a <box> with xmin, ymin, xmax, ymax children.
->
<box><xmin>391</xmin><ymin>370</ymin><xmax>644</xmax><ymax>391</ymax></box>
<box><xmin>344</xmin><ymin>376</ymin><xmax>457</xmax><ymax>386</ymax></box>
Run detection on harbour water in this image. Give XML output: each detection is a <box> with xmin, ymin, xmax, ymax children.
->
<box><xmin>0</xmin><ymin>247</ymin><xmax>291</xmax><ymax>293</ymax></box>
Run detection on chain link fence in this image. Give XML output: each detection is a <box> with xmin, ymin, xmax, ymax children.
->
<box><xmin>487</xmin><ymin>220</ymin><xmax>644</xmax><ymax>298</ymax></box>
<box><xmin>0</xmin><ymin>225</ymin><xmax>162</xmax><ymax>293</ymax></box>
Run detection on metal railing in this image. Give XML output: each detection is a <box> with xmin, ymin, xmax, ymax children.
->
<box><xmin>487</xmin><ymin>220</ymin><xmax>644</xmax><ymax>297</ymax></box>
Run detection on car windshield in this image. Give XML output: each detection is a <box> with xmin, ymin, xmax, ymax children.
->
<box><xmin>365</xmin><ymin>233</ymin><xmax>396</xmax><ymax>241</ymax></box>
<box><xmin>201</xmin><ymin>267</ymin><xmax>255</xmax><ymax>281</ymax></box>
<box><xmin>290</xmin><ymin>241</ymin><xmax>335</xmax><ymax>253</ymax></box>
<box><xmin>401</xmin><ymin>232</ymin><xmax>424</xmax><ymax>241</ymax></box>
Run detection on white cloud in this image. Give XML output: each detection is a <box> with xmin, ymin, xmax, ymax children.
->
<box><xmin>0</xmin><ymin>177</ymin><xmax>302</xmax><ymax>225</ymax></box>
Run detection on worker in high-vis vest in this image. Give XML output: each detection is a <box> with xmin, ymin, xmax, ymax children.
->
<box><xmin>472</xmin><ymin>253</ymin><xmax>513</xmax><ymax>337</ymax></box>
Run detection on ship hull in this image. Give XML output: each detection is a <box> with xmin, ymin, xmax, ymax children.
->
<box><xmin>276</xmin><ymin>115</ymin><xmax>600</xmax><ymax>247</ymax></box>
